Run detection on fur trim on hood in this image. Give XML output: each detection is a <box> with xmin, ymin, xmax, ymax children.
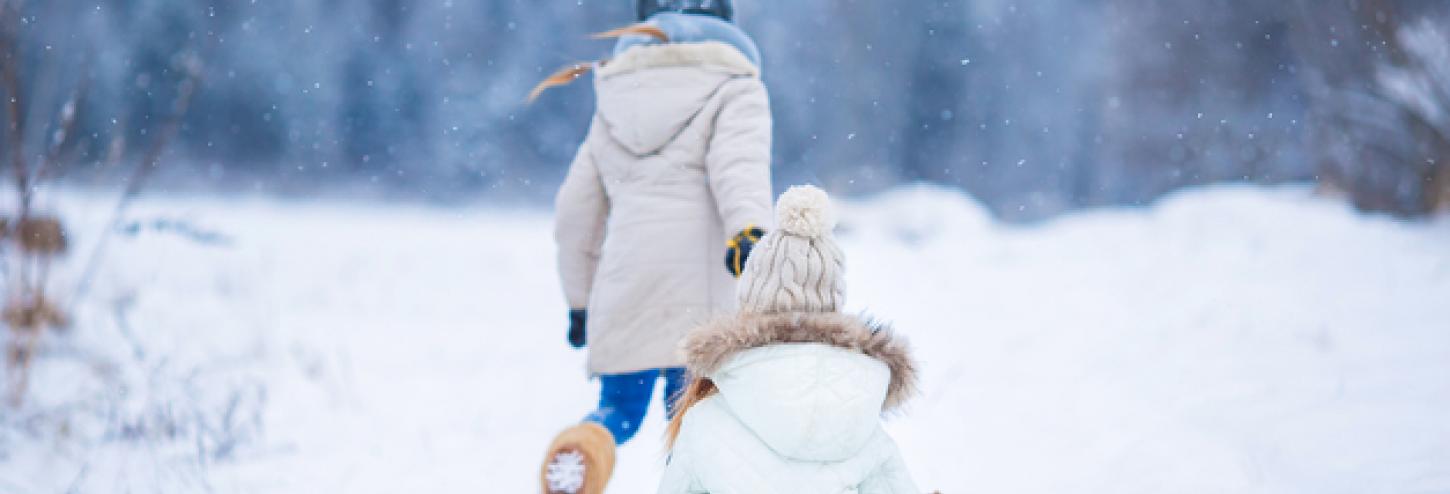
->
<box><xmin>598</xmin><ymin>41</ymin><xmax>758</xmax><ymax>79</ymax></box>
<box><xmin>681</xmin><ymin>312</ymin><xmax>918</xmax><ymax>412</ymax></box>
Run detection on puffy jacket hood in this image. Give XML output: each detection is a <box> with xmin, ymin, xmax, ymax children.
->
<box><xmin>594</xmin><ymin>41</ymin><xmax>757</xmax><ymax>156</ymax></box>
<box><xmin>682</xmin><ymin>312</ymin><xmax>917</xmax><ymax>462</ymax></box>
<box><xmin>710</xmin><ymin>344</ymin><xmax>889</xmax><ymax>462</ymax></box>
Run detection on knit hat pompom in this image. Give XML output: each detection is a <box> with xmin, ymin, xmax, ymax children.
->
<box><xmin>775</xmin><ymin>185</ymin><xmax>835</xmax><ymax>238</ymax></box>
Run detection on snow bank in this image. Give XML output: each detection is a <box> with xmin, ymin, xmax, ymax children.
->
<box><xmin>1</xmin><ymin>185</ymin><xmax>1447</xmax><ymax>493</ymax></box>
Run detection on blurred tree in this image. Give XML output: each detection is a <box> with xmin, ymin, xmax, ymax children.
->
<box><xmin>5</xmin><ymin>0</ymin><xmax>1445</xmax><ymax>219</ymax></box>
<box><xmin>1290</xmin><ymin>0</ymin><xmax>1450</xmax><ymax>216</ymax></box>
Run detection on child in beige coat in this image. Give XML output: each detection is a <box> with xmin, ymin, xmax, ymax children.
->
<box><xmin>532</xmin><ymin>2</ymin><xmax>774</xmax><ymax>493</ymax></box>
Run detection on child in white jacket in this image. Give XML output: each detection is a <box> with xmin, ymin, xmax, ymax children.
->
<box><xmin>659</xmin><ymin>185</ymin><xmax>922</xmax><ymax>493</ymax></box>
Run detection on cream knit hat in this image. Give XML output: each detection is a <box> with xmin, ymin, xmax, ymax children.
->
<box><xmin>737</xmin><ymin>185</ymin><xmax>846</xmax><ymax>314</ymax></box>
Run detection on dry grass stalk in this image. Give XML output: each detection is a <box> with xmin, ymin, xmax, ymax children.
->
<box><xmin>3</xmin><ymin>294</ymin><xmax>67</xmax><ymax>332</ymax></box>
<box><xmin>3</xmin><ymin>43</ymin><xmax>206</xmax><ymax>406</ymax></box>
<box><xmin>15</xmin><ymin>215</ymin><xmax>67</xmax><ymax>255</ymax></box>
<box><xmin>0</xmin><ymin>0</ymin><xmax>30</xmax><ymax>220</ymax></box>
<box><xmin>0</xmin><ymin>0</ymin><xmax>80</xmax><ymax>406</ymax></box>
<box><xmin>4</xmin><ymin>294</ymin><xmax>67</xmax><ymax>405</ymax></box>
<box><xmin>73</xmin><ymin>49</ymin><xmax>205</xmax><ymax>305</ymax></box>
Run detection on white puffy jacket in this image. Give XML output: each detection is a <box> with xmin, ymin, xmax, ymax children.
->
<box><xmin>658</xmin><ymin>312</ymin><xmax>921</xmax><ymax>494</ymax></box>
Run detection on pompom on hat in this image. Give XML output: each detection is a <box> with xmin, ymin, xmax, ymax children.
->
<box><xmin>773</xmin><ymin>185</ymin><xmax>836</xmax><ymax>238</ymax></box>
<box><xmin>737</xmin><ymin>185</ymin><xmax>846</xmax><ymax>314</ymax></box>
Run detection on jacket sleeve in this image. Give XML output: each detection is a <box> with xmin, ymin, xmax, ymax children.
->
<box><xmin>554</xmin><ymin>118</ymin><xmax>610</xmax><ymax>310</ymax></box>
<box><xmin>858</xmin><ymin>437</ymin><xmax>922</xmax><ymax>494</ymax></box>
<box><xmin>706</xmin><ymin>77</ymin><xmax>774</xmax><ymax>236</ymax></box>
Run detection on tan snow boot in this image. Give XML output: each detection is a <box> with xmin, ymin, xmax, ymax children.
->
<box><xmin>540</xmin><ymin>422</ymin><xmax>616</xmax><ymax>494</ymax></box>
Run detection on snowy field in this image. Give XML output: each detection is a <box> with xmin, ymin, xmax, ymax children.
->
<box><xmin>2</xmin><ymin>184</ymin><xmax>1449</xmax><ymax>493</ymax></box>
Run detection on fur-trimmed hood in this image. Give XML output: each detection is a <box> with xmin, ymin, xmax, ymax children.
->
<box><xmin>592</xmin><ymin>41</ymin><xmax>758</xmax><ymax>156</ymax></box>
<box><xmin>679</xmin><ymin>312</ymin><xmax>917</xmax><ymax>462</ymax></box>
<box><xmin>598</xmin><ymin>41</ymin><xmax>758</xmax><ymax>78</ymax></box>
<box><xmin>683</xmin><ymin>312</ymin><xmax>918</xmax><ymax>411</ymax></box>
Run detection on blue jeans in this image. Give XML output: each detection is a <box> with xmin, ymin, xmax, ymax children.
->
<box><xmin>584</xmin><ymin>368</ymin><xmax>687</xmax><ymax>445</ymax></box>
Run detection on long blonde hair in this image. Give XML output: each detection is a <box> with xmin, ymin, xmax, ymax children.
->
<box><xmin>665</xmin><ymin>375</ymin><xmax>717</xmax><ymax>450</ymax></box>
<box><xmin>527</xmin><ymin>24</ymin><xmax>670</xmax><ymax>102</ymax></box>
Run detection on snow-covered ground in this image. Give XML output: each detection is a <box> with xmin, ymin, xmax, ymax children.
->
<box><xmin>2</xmin><ymin>184</ymin><xmax>1449</xmax><ymax>493</ymax></box>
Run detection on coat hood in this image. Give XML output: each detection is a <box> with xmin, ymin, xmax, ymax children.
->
<box><xmin>681</xmin><ymin>312</ymin><xmax>917</xmax><ymax>462</ymax></box>
<box><xmin>593</xmin><ymin>41</ymin><xmax>758</xmax><ymax>156</ymax></box>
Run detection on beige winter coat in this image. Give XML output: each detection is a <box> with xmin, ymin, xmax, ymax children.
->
<box><xmin>555</xmin><ymin>41</ymin><xmax>773</xmax><ymax>374</ymax></box>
